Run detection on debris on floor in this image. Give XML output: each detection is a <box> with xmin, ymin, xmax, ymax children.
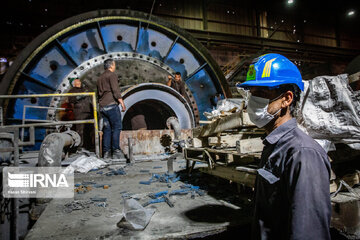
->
<box><xmin>74</xmin><ymin>181</ymin><xmax>112</xmax><ymax>194</ymax></box>
<box><xmin>118</xmin><ymin>198</ymin><xmax>156</xmax><ymax>230</ymax></box>
<box><xmin>63</xmin><ymin>200</ymin><xmax>93</xmax><ymax>213</ymax></box>
<box><xmin>139</xmin><ymin>172</ymin><xmax>180</xmax><ymax>185</ymax></box>
<box><xmin>63</xmin><ymin>156</ymin><xmax>108</xmax><ymax>174</ymax></box>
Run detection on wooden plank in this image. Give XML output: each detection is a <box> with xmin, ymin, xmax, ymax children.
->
<box><xmin>236</xmin><ymin>166</ymin><xmax>258</xmax><ymax>174</ymax></box>
<box><xmin>184</xmin><ymin>147</ymin><xmax>259</xmax><ymax>166</ymax></box>
<box><xmin>208</xmin><ymin>134</ymin><xmax>243</xmax><ymax>147</ymax></box>
<box><xmin>199</xmin><ymin>165</ymin><xmax>256</xmax><ymax>187</ymax></box>
<box><xmin>238</xmin><ymin>137</ymin><xmax>264</xmax><ymax>154</ymax></box>
<box><xmin>330</xmin><ymin>172</ymin><xmax>360</xmax><ymax>193</ymax></box>
<box><xmin>192</xmin><ymin>137</ymin><xmax>205</xmax><ymax>148</ymax></box>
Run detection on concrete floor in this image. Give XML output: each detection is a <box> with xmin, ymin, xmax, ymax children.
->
<box><xmin>24</xmin><ymin>157</ymin><xmax>253</xmax><ymax>239</ymax></box>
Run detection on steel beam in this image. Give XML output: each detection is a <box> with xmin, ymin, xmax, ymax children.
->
<box><xmin>188</xmin><ymin>29</ymin><xmax>360</xmax><ymax>61</ymax></box>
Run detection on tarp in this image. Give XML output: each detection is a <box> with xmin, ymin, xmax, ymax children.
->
<box><xmin>203</xmin><ymin>99</ymin><xmax>244</xmax><ymax>120</ymax></box>
<box><xmin>297</xmin><ymin>74</ymin><xmax>360</xmax><ymax>151</ymax></box>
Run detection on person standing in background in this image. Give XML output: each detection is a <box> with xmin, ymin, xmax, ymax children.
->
<box><xmin>97</xmin><ymin>59</ymin><xmax>126</xmax><ymax>159</ymax></box>
<box><xmin>68</xmin><ymin>78</ymin><xmax>93</xmax><ymax>151</ymax></box>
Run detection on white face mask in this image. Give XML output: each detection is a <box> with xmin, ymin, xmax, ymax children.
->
<box><xmin>247</xmin><ymin>95</ymin><xmax>282</xmax><ymax>128</ymax></box>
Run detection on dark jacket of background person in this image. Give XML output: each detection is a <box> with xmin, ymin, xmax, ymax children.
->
<box><xmin>97</xmin><ymin>69</ymin><xmax>123</xmax><ymax>107</ymax></box>
<box><xmin>68</xmin><ymin>85</ymin><xmax>93</xmax><ymax>149</ymax></box>
<box><xmin>68</xmin><ymin>86</ymin><xmax>92</xmax><ymax>115</ymax></box>
<box><xmin>169</xmin><ymin>79</ymin><xmax>186</xmax><ymax>97</ymax></box>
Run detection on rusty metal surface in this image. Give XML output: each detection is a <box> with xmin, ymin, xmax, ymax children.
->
<box><xmin>120</xmin><ymin>129</ymin><xmax>192</xmax><ymax>155</ymax></box>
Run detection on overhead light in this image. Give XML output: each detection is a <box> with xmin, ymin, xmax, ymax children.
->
<box><xmin>287</xmin><ymin>0</ymin><xmax>294</xmax><ymax>4</ymax></box>
<box><xmin>347</xmin><ymin>10</ymin><xmax>355</xmax><ymax>16</ymax></box>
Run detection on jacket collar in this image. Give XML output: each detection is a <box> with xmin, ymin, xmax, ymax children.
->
<box><xmin>263</xmin><ymin>118</ymin><xmax>297</xmax><ymax>145</ymax></box>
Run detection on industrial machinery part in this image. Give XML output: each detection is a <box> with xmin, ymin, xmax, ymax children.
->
<box><xmin>166</xmin><ymin>116</ymin><xmax>181</xmax><ymax>140</ymax></box>
<box><xmin>0</xmin><ymin>133</ymin><xmax>14</xmax><ymax>164</ymax></box>
<box><xmin>193</xmin><ymin>111</ymin><xmax>254</xmax><ymax>139</ymax></box>
<box><xmin>0</xmin><ymin>126</ymin><xmax>35</xmax><ymax>166</ymax></box>
<box><xmin>38</xmin><ymin>130</ymin><xmax>81</xmax><ymax>167</ymax></box>
<box><xmin>0</xmin><ymin>9</ymin><xmax>230</xmax><ymax>150</ymax></box>
<box><xmin>122</xmin><ymin>83</ymin><xmax>195</xmax><ymax>129</ymax></box>
<box><xmin>0</xmin><ymin>93</ymin><xmax>100</xmax><ymax>156</ymax></box>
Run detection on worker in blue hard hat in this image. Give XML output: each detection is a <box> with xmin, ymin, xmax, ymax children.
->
<box><xmin>238</xmin><ymin>53</ymin><xmax>331</xmax><ymax>240</ymax></box>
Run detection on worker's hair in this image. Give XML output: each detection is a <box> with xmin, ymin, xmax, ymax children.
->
<box><xmin>275</xmin><ymin>84</ymin><xmax>301</xmax><ymax>117</ymax></box>
<box><xmin>104</xmin><ymin>59</ymin><xmax>114</xmax><ymax>70</ymax></box>
<box><xmin>175</xmin><ymin>72</ymin><xmax>181</xmax><ymax>76</ymax></box>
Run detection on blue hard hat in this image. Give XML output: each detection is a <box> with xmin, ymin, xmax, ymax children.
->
<box><xmin>237</xmin><ymin>53</ymin><xmax>304</xmax><ymax>91</ymax></box>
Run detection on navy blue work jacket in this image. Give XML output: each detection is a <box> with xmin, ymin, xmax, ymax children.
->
<box><xmin>253</xmin><ymin>118</ymin><xmax>331</xmax><ymax>240</ymax></box>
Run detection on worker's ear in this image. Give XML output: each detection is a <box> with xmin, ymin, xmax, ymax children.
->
<box><xmin>281</xmin><ymin>90</ymin><xmax>293</xmax><ymax>108</ymax></box>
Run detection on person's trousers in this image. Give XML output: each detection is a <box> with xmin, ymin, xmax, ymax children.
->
<box><xmin>100</xmin><ymin>104</ymin><xmax>122</xmax><ymax>153</ymax></box>
<box><xmin>74</xmin><ymin>110</ymin><xmax>93</xmax><ymax>148</ymax></box>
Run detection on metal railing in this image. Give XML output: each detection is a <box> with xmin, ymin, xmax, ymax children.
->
<box><xmin>0</xmin><ymin>92</ymin><xmax>100</xmax><ymax>158</ymax></box>
<box><xmin>21</xmin><ymin>105</ymin><xmax>66</xmax><ymax>141</ymax></box>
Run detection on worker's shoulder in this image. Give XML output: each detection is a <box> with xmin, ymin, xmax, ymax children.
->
<box><xmin>288</xmin><ymin>127</ymin><xmax>327</xmax><ymax>158</ymax></box>
<box><xmin>97</xmin><ymin>71</ymin><xmax>109</xmax><ymax>82</ymax></box>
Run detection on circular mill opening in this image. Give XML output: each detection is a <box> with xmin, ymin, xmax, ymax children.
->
<box><xmin>122</xmin><ymin>99</ymin><xmax>176</xmax><ymax>130</ymax></box>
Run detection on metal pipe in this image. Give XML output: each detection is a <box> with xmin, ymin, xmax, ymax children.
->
<box><xmin>166</xmin><ymin>117</ymin><xmax>181</xmax><ymax>140</ymax></box>
<box><xmin>91</xmin><ymin>93</ymin><xmax>100</xmax><ymax>158</ymax></box>
<box><xmin>19</xmin><ymin>126</ymin><xmax>35</xmax><ymax>146</ymax></box>
<box><xmin>0</xmin><ymin>106</ymin><xmax>3</xmax><ymax>126</ymax></box>
<box><xmin>22</xmin><ymin>105</ymin><xmax>66</xmax><ymax>141</ymax></box>
<box><xmin>21</xmin><ymin>105</ymin><xmax>66</xmax><ymax>141</ymax></box>
<box><xmin>38</xmin><ymin>130</ymin><xmax>80</xmax><ymax>167</ymax></box>
<box><xmin>128</xmin><ymin>138</ymin><xmax>134</xmax><ymax>163</ymax></box>
<box><xmin>0</xmin><ymin>93</ymin><xmax>95</xmax><ymax>98</ymax></box>
<box><xmin>0</xmin><ymin>119</ymin><xmax>95</xmax><ymax>129</ymax></box>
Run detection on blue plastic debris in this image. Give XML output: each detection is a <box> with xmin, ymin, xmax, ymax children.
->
<box><xmin>96</xmin><ymin>171</ymin><xmax>103</xmax><ymax>174</ymax></box>
<box><xmin>148</xmin><ymin>190</ymin><xmax>169</xmax><ymax>199</ymax></box>
<box><xmin>139</xmin><ymin>172</ymin><xmax>180</xmax><ymax>186</ymax></box>
<box><xmin>142</xmin><ymin>197</ymin><xmax>166</xmax><ymax>207</ymax></box>
<box><xmin>171</xmin><ymin>176</ymin><xmax>180</xmax><ymax>183</ymax></box>
<box><xmin>106</xmin><ymin>168</ymin><xmax>126</xmax><ymax>176</ymax></box>
<box><xmin>139</xmin><ymin>181</ymin><xmax>152</xmax><ymax>185</ymax></box>
<box><xmin>93</xmin><ymin>183</ymin><xmax>112</xmax><ymax>188</ymax></box>
<box><xmin>180</xmin><ymin>184</ymin><xmax>199</xmax><ymax>190</ymax></box>
<box><xmin>169</xmin><ymin>189</ymin><xmax>191</xmax><ymax>196</ymax></box>
<box><xmin>168</xmin><ymin>184</ymin><xmax>205</xmax><ymax>198</ymax></box>
<box><xmin>153</xmin><ymin>166</ymin><xmax>162</xmax><ymax>169</ymax></box>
